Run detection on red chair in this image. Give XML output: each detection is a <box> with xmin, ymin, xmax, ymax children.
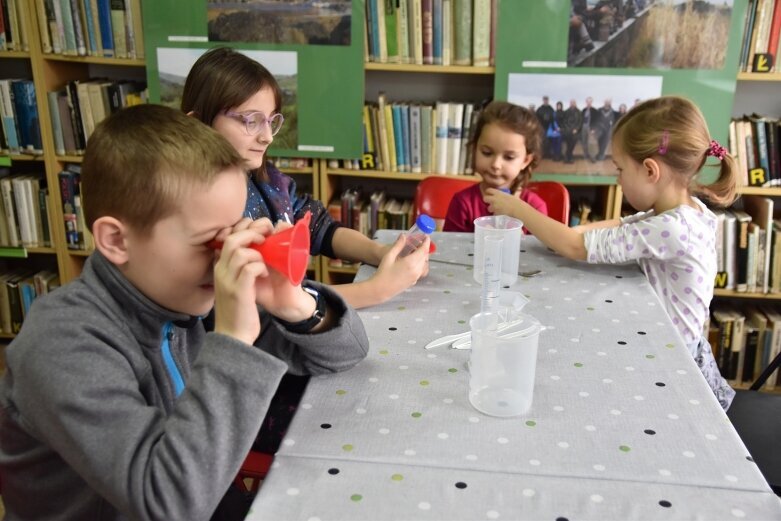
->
<box><xmin>414</xmin><ymin>176</ymin><xmax>479</xmax><ymax>223</ymax></box>
<box><xmin>413</xmin><ymin>176</ymin><xmax>570</xmax><ymax>226</ymax></box>
<box><xmin>526</xmin><ymin>181</ymin><xmax>570</xmax><ymax>225</ymax></box>
<box><xmin>234</xmin><ymin>450</ymin><xmax>273</xmax><ymax>494</ymax></box>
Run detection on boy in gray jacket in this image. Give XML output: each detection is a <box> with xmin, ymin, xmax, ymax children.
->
<box><xmin>0</xmin><ymin>105</ymin><xmax>369</xmax><ymax>520</ymax></box>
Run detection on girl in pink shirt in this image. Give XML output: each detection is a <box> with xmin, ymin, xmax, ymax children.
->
<box><xmin>444</xmin><ymin>101</ymin><xmax>548</xmax><ymax>233</ymax></box>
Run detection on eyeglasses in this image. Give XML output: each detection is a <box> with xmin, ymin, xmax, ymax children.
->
<box><xmin>223</xmin><ymin>110</ymin><xmax>285</xmax><ymax>136</ymax></box>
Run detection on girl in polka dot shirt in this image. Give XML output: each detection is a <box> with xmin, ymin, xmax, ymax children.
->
<box><xmin>485</xmin><ymin>96</ymin><xmax>739</xmax><ymax>410</ymax></box>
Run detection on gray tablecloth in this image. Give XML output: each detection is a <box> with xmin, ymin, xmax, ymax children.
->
<box><xmin>248</xmin><ymin>232</ymin><xmax>781</xmax><ymax>520</ymax></box>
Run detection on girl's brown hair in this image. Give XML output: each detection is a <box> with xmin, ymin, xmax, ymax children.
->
<box><xmin>468</xmin><ymin>101</ymin><xmax>543</xmax><ymax>193</ymax></box>
<box><xmin>611</xmin><ymin>96</ymin><xmax>738</xmax><ymax>207</ymax></box>
<box><xmin>181</xmin><ymin>46</ymin><xmax>282</xmax><ymax>182</ymax></box>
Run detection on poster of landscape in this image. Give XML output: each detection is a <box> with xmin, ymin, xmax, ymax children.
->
<box><xmin>207</xmin><ymin>0</ymin><xmax>353</xmax><ymax>45</ymax></box>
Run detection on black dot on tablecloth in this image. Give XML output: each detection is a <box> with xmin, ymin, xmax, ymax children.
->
<box><xmin>468</xmin><ymin>253</ymin><xmax>474</xmax><ymax>257</ymax></box>
<box><xmin>615</xmin><ymin>275</ymin><xmax>623</xmax><ymax>279</ymax></box>
<box><xmin>659</xmin><ymin>500</ymin><xmax>672</xmax><ymax>508</ymax></box>
<box><xmin>747</xmin><ymin>456</ymin><xmax>754</xmax><ymax>462</ymax></box>
<box><xmin>655</xmin><ymin>382</ymin><xmax>666</xmax><ymax>387</ymax></box>
<box><xmin>637</xmin><ymin>331</ymin><xmax>647</xmax><ymax>335</ymax></box>
<box><xmin>320</xmin><ymin>423</ymin><xmax>332</xmax><ymax>429</ymax></box>
<box><xmin>644</xmin><ymin>429</ymin><xmax>656</xmax><ymax>435</ymax></box>
<box><xmin>455</xmin><ymin>482</ymin><xmax>467</xmax><ymax>489</ymax></box>
<box><xmin>389</xmin><ymin>327</ymin><xmax>397</xmax><ymax>331</ymax></box>
<box><xmin>503</xmin><ymin>285</ymin><xmax>510</xmax><ymax>289</ymax></box>
<box><xmin>555</xmin><ymin>517</ymin><xmax>569</xmax><ymax>521</ymax></box>
<box><xmin>605</xmin><ymin>299</ymin><xmax>613</xmax><ymax>303</ymax></box>
<box><xmin>328</xmin><ymin>468</ymin><xmax>340</xmax><ymax>475</ymax></box>
<box><xmin>617</xmin><ymin>341</ymin><xmax>627</xmax><ymax>345</ymax></box>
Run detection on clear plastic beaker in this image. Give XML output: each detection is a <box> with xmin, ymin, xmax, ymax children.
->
<box><xmin>468</xmin><ymin>311</ymin><xmax>541</xmax><ymax>417</ymax></box>
<box><xmin>473</xmin><ymin>215</ymin><xmax>523</xmax><ymax>286</ymax></box>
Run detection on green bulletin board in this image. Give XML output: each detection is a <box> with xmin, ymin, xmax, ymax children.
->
<box><xmin>142</xmin><ymin>0</ymin><xmax>364</xmax><ymax>159</ymax></box>
<box><xmin>494</xmin><ymin>0</ymin><xmax>748</xmax><ymax>181</ymax></box>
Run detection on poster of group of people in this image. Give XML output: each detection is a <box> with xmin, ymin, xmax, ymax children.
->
<box><xmin>496</xmin><ymin>0</ymin><xmax>746</xmax><ymax>176</ymax></box>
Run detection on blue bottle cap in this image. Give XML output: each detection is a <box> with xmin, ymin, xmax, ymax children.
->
<box><xmin>500</xmin><ymin>187</ymin><xmax>511</xmax><ymax>194</ymax></box>
<box><xmin>416</xmin><ymin>214</ymin><xmax>436</xmax><ymax>234</ymax></box>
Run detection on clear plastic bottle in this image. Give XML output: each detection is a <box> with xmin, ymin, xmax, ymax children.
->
<box><xmin>399</xmin><ymin>214</ymin><xmax>435</xmax><ymax>257</ymax></box>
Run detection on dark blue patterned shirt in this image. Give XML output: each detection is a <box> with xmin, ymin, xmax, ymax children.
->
<box><xmin>244</xmin><ymin>162</ymin><xmax>341</xmax><ymax>258</ymax></box>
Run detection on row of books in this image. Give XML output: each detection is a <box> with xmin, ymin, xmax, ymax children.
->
<box><xmin>0</xmin><ymin>0</ymin><xmax>29</xmax><ymax>51</ymax></box>
<box><xmin>714</xmin><ymin>195</ymin><xmax>779</xmax><ymax>294</ymax></box>
<box><xmin>0</xmin><ymin>268</ymin><xmax>60</xmax><ymax>334</ymax></box>
<box><xmin>728</xmin><ymin>115</ymin><xmax>780</xmax><ymax>188</ymax></box>
<box><xmin>0</xmin><ymin>79</ymin><xmax>43</xmax><ymax>155</ymax></box>
<box><xmin>58</xmin><ymin>164</ymin><xmax>91</xmax><ymax>251</ymax></box>
<box><xmin>738</xmin><ymin>0</ymin><xmax>781</xmax><ymax>73</ymax></box>
<box><xmin>47</xmin><ymin>79</ymin><xmax>147</xmax><ymax>155</ymax></box>
<box><xmin>709</xmin><ymin>304</ymin><xmax>781</xmax><ymax>390</ymax></box>
<box><xmin>365</xmin><ymin>0</ymin><xmax>495</xmax><ymax>67</ymax></box>
<box><xmin>0</xmin><ymin>168</ymin><xmax>52</xmax><ymax>249</ymax></box>
<box><xmin>34</xmin><ymin>0</ymin><xmax>144</xmax><ymax>59</ymax></box>
<box><xmin>338</xmin><ymin>96</ymin><xmax>481</xmax><ymax>175</ymax></box>
<box><xmin>329</xmin><ymin>188</ymin><xmax>415</xmax><ymax>241</ymax></box>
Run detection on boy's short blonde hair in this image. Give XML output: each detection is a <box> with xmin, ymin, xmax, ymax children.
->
<box><xmin>82</xmin><ymin>104</ymin><xmax>246</xmax><ymax>234</ymax></box>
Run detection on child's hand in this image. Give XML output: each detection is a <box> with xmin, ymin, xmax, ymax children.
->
<box><xmin>371</xmin><ymin>233</ymin><xmax>430</xmax><ymax>299</ymax></box>
<box><xmin>212</xmin><ymin>217</ymin><xmax>273</xmax><ymax>345</ymax></box>
<box><xmin>484</xmin><ymin>187</ymin><xmax>520</xmax><ymax>217</ymax></box>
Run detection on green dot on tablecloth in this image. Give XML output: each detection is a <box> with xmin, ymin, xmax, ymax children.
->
<box><xmin>336</xmin><ymin>390</ymin><xmax>347</xmax><ymax>395</ymax></box>
<box><xmin>379</xmin><ymin>350</ymin><xmax>389</xmax><ymax>355</ymax></box>
<box><xmin>666</xmin><ymin>343</ymin><xmax>675</xmax><ymax>349</ymax></box>
<box><xmin>397</xmin><ymin>306</ymin><xmax>406</xmax><ymax>310</ymax></box>
<box><xmin>458</xmin><ymin>320</ymin><xmax>466</xmax><ymax>324</ymax></box>
<box><xmin>342</xmin><ymin>444</ymin><xmax>354</xmax><ymax>451</ymax></box>
<box><xmin>350</xmin><ymin>494</ymin><xmax>362</xmax><ymax>502</ymax></box>
<box><xmin>574</xmin><ymin>362</ymin><xmax>583</xmax><ymax>367</ymax></box>
<box><xmin>411</xmin><ymin>412</ymin><xmax>422</xmax><ymax>418</ymax></box>
<box><xmin>444</xmin><ymin>290</ymin><xmax>451</xmax><ymax>293</ymax></box>
<box><xmin>619</xmin><ymin>445</ymin><xmax>631</xmax><ymax>452</ymax></box>
<box><xmin>391</xmin><ymin>474</ymin><xmax>404</xmax><ymax>481</ymax></box>
<box><xmin>586</xmin><ymin>307</ymin><xmax>594</xmax><ymax>311</ymax></box>
<box><xmin>448</xmin><ymin>368</ymin><xmax>458</xmax><ymax>373</ymax></box>
<box><xmin>420</xmin><ymin>380</ymin><xmax>430</xmax><ymax>386</ymax></box>
<box><xmin>526</xmin><ymin>420</ymin><xmax>536</xmax><ymax>427</ymax></box>
<box><xmin>646</xmin><ymin>354</ymin><xmax>655</xmax><ymax>359</ymax></box>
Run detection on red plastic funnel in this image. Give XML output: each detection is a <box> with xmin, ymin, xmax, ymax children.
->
<box><xmin>209</xmin><ymin>212</ymin><xmax>311</xmax><ymax>285</ymax></box>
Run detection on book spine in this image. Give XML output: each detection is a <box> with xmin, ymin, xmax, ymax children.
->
<box><xmin>432</xmin><ymin>0</ymin><xmax>442</xmax><ymax>65</ymax></box>
<box><xmin>96</xmin><ymin>0</ymin><xmax>113</xmax><ymax>57</ymax></box>
<box><xmin>384</xmin><ymin>103</ymin><xmax>397</xmax><ymax>172</ymax></box>
<box><xmin>128</xmin><ymin>0</ymin><xmax>143</xmax><ymax>58</ymax></box>
<box><xmin>397</xmin><ymin>0</ymin><xmax>409</xmax><ymax>63</ymax></box>
<box><xmin>435</xmin><ymin>101</ymin><xmax>449</xmax><ymax>174</ymax></box>
<box><xmin>44</xmin><ymin>93</ymin><xmax>65</xmax><ymax>162</ymax></box>
<box><xmin>453</xmin><ymin>0</ymin><xmax>472</xmax><ymax>65</ymax></box>
<box><xmin>472</xmin><ymin>0</ymin><xmax>490</xmax><ymax>66</ymax></box>
<box><xmin>0</xmin><ymin>178</ymin><xmax>20</xmax><ymax>247</ymax></box>
<box><xmin>384</xmin><ymin>0</ymin><xmax>399</xmax><ymax>63</ymax></box>
<box><xmin>38</xmin><ymin>187</ymin><xmax>51</xmax><ymax>247</ymax></box>
<box><xmin>81</xmin><ymin>0</ymin><xmax>98</xmax><ymax>55</ymax></box>
<box><xmin>109</xmin><ymin>0</ymin><xmax>126</xmax><ymax>58</ymax></box>
<box><xmin>0</xmin><ymin>81</ymin><xmax>20</xmax><ymax>153</ymax></box>
<box><xmin>422</xmin><ymin>0</ymin><xmax>433</xmax><ymax>65</ymax></box>
<box><xmin>392</xmin><ymin>104</ymin><xmax>405</xmax><ymax>172</ymax></box>
<box><xmin>35</xmin><ymin>0</ymin><xmax>53</xmax><ymax>53</ymax></box>
<box><xmin>58</xmin><ymin>0</ymin><xmax>78</xmax><ymax>54</ymax></box>
<box><xmin>11</xmin><ymin>81</ymin><xmax>43</xmax><ymax>154</ymax></box>
<box><xmin>0</xmin><ymin>0</ymin><xmax>8</xmax><ymax>51</ymax></box>
<box><xmin>7</xmin><ymin>276</ymin><xmax>23</xmax><ymax>333</ymax></box>
<box><xmin>58</xmin><ymin>169</ymin><xmax>79</xmax><ymax>249</ymax></box>
<box><xmin>410</xmin><ymin>104</ymin><xmax>422</xmax><ymax>173</ymax></box>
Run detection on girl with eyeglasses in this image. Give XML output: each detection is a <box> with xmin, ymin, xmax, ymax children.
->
<box><xmin>182</xmin><ymin>46</ymin><xmax>430</xmax><ymax>311</ymax></box>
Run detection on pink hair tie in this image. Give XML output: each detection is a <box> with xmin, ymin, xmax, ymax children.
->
<box><xmin>706</xmin><ymin>139</ymin><xmax>726</xmax><ymax>161</ymax></box>
<box><xmin>658</xmin><ymin>130</ymin><xmax>669</xmax><ymax>155</ymax></box>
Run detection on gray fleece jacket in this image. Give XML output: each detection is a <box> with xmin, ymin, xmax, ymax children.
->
<box><xmin>0</xmin><ymin>252</ymin><xmax>369</xmax><ymax>520</ymax></box>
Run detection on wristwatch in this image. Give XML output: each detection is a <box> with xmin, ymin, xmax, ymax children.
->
<box><xmin>277</xmin><ymin>282</ymin><xmax>326</xmax><ymax>334</ymax></box>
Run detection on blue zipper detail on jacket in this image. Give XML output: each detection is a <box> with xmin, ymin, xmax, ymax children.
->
<box><xmin>161</xmin><ymin>322</ymin><xmax>185</xmax><ymax>397</ymax></box>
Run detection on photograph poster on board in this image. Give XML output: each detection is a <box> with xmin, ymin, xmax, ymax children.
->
<box><xmin>508</xmin><ymin>73</ymin><xmax>663</xmax><ymax>175</ymax></box>
<box><xmin>207</xmin><ymin>0</ymin><xmax>353</xmax><ymax>45</ymax></box>
<box><xmin>156</xmin><ymin>47</ymin><xmax>299</xmax><ymax>151</ymax></box>
<box><xmin>568</xmin><ymin>0</ymin><xmax>735</xmax><ymax>69</ymax></box>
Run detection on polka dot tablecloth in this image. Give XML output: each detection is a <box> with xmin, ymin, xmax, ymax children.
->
<box><xmin>247</xmin><ymin>233</ymin><xmax>781</xmax><ymax>520</ymax></box>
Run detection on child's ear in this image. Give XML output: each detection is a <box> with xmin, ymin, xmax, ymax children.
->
<box><xmin>92</xmin><ymin>216</ymin><xmax>130</xmax><ymax>265</ymax></box>
<box><xmin>642</xmin><ymin>158</ymin><xmax>662</xmax><ymax>183</ymax></box>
